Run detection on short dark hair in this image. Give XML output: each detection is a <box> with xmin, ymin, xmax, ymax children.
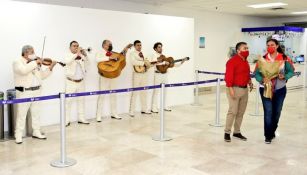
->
<box><xmin>102</xmin><ymin>40</ymin><xmax>109</xmax><ymax>47</ymax></box>
<box><xmin>134</xmin><ymin>40</ymin><xmax>141</xmax><ymax>46</ymax></box>
<box><xmin>235</xmin><ymin>42</ymin><xmax>247</xmax><ymax>51</ymax></box>
<box><xmin>153</xmin><ymin>42</ymin><xmax>162</xmax><ymax>50</ymax></box>
<box><xmin>70</xmin><ymin>41</ymin><xmax>78</xmax><ymax>47</ymax></box>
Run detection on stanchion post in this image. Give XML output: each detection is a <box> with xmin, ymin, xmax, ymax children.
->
<box><xmin>304</xmin><ymin>62</ymin><xmax>307</xmax><ymax>101</ymax></box>
<box><xmin>250</xmin><ymin>82</ymin><xmax>262</xmax><ymax>116</ymax></box>
<box><xmin>209</xmin><ymin>78</ymin><xmax>223</xmax><ymax>127</ymax></box>
<box><xmin>192</xmin><ymin>70</ymin><xmax>202</xmax><ymax>106</ymax></box>
<box><xmin>51</xmin><ymin>93</ymin><xmax>76</xmax><ymax>168</ymax></box>
<box><xmin>0</xmin><ymin>92</ymin><xmax>4</xmax><ymax>140</ymax></box>
<box><xmin>152</xmin><ymin>83</ymin><xmax>172</xmax><ymax>141</ymax></box>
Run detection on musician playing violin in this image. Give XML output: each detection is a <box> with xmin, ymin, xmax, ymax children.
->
<box><xmin>13</xmin><ymin>45</ymin><xmax>56</xmax><ymax>144</ymax></box>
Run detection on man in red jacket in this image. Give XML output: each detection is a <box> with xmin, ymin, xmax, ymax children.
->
<box><xmin>224</xmin><ymin>42</ymin><xmax>253</xmax><ymax>142</ymax></box>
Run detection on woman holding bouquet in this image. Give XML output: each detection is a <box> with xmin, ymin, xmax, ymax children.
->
<box><xmin>254</xmin><ymin>39</ymin><xmax>294</xmax><ymax>144</ymax></box>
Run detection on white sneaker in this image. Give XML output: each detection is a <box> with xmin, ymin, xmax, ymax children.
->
<box><xmin>164</xmin><ymin>107</ymin><xmax>172</xmax><ymax>112</ymax></box>
<box><xmin>151</xmin><ymin>108</ymin><xmax>159</xmax><ymax>113</ymax></box>
<box><xmin>129</xmin><ymin>111</ymin><xmax>135</xmax><ymax>117</ymax></box>
<box><xmin>111</xmin><ymin>114</ymin><xmax>122</xmax><ymax>120</ymax></box>
<box><xmin>78</xmin><ymin>119</ymin><xmax>90</xmax><ymax>125</ymax></box>
<box><xmin>15</xmin><ymin>133</ymin><xmax>23</xmax><ymax>144</ymax></box>
<box><xmin>32</xmin><ymin>130</ymin><xmax>47</xmax><ymax>140</ymax></box>
<box><xmin>141</xmin><ymin>110</ymin><xmax>152</xmax><ymax>115</ymax></box>
<box><xmin>96</xmin><ymin>117</ymin><xmax>102</xmax><ymax>122</ymax></box>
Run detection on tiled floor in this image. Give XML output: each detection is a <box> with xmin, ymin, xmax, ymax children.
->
<box><xmin>0</xmin><ymin>88</ymin><xmax>306</xmax><ymax>175</ymax></box>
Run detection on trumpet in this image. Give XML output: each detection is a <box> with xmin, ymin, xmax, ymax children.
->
<box><xmin>79</xmin><ymin>47</ymin><xmax>92</xmax><ymax>57</ymax></box>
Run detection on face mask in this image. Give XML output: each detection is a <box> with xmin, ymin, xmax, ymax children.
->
<box><xmin>239</xmin><ymin>51</ymin><xmax>249</xmax><ymax>58</ymax></box>
<box><xmin>267</xmin><ymin>47</ymin><xmax>275</xmax><ymax>54</ymax></box>
<box><xmin>28</xmin><ymin>54</ymin><xmax>37</xmax><ymax>60</ymax></box>
<box><xmin>108</xmin><ymin>45</ymin><xmax>113</xmax><ymax>52</ymax></box>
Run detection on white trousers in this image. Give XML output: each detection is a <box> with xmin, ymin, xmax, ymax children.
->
<box><xmin>65</xmin><ymin>79</ymin><xmax>86</xmax><ymax>123</ymax></box>
<box><xmin>96</xmin><ymin>76</ymin><xmax>117</xmax><ymax>117</ymax></box>
<box><xmin>15</xmin><ymin>89</ymin><xmax>42</xmax><ymax>137</ymax></box>
<box><xmin>152</xmin><ymin>72</ymin><xmax>168</xmax><ymax>110</ymax></box>
<box><xmin>130</xmin><ymin>72</ymin><xmax>148</xmax><ymax>113</ymax></box>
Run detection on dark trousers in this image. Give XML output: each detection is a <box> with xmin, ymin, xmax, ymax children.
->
<box><xmin>260</xmin><ymin>86</ymin><xmax>287</xmax><ymax>139</ymax></box>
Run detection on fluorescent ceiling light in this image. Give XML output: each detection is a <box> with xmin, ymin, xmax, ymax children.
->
<box><xmin>291</xmin><ymin>11</ymin><xmax>307</xmax><ymax>15</ymax></box>
<box><xmin>247</xmin><ymin>2</ymin><xmax>288</xmax><ymax>9</ymax></box>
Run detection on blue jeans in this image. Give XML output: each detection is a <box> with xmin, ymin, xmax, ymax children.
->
<box><xmin>260</xmin><ymin>86</ymin><xmax>287</xmax><ymax>140</ymax></box>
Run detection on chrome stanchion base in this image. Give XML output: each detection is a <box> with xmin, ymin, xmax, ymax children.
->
<box><xmin>209</xmin><ymin>123</ymin><xmax>223</xmax><ymax>127</ymax></box>
<box><xmin>152</xmin><ymin>136</ymin><xmax>172</xmax><ymax>142</ymax></box>
<box><xmin>50</xmin><ymin>158</ymin><xmax>77</xmax><ymax>168</ymax></box>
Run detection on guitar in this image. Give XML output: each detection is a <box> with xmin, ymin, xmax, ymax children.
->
<box><xmin>156</xmin><ymin>56</ymin><xmax>189</xmax><ymax>73</ymax></box>
<box><xmin>97</xmin><ymin>44</ymin><xmax>133</xmax><ymax>78</ymax></box>
<box><xmin>133</xmin><ymin>60</ymin><xmax>158</xmax><ymax>73</ymax></box>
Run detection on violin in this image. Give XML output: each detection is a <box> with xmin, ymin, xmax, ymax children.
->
<box><xmin>27</xmin><ymin>57</ymin><xmax>66</xmax><ymax>67</ymax></box>
<box><xmin>33</xmin><ymin>36</ymin><xmax>65</xmax><ymax>67</ymax></box>
<box><xmin>41</xmin><ymin>58</ymin><xmax>66</xmax><ymax>67</ymax></box>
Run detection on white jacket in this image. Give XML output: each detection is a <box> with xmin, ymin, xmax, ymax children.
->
<box><xmin>13</xmin><ymin>57</ymin><xmax>51</xmax><ymax>88</ymax></box>
<box><xmin>130</xmin><ymin>50</ymin><xmax>147</xmax><ymax>66</ymax></box>
<box><xmin>95</xmin><ymin>49</ymin><xmax>110</xmax><ymax>63</ymax></box>
<box><xmin>64</xmin><ymin>53</ymin><xmax>89</xmax><ymax>78</ymax></box>
<box><xmin>149</xmin><ymin>51</ymin><xmax>182</xmax><ymax>73</ymax></box>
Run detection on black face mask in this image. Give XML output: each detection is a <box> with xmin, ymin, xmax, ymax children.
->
<box><xmin>108</xmin><ymin>45</ymin><xmax>113</xmax><ymax>52</ymax></box>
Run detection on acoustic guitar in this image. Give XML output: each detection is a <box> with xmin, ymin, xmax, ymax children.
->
<box><xmin>156</xmin><ymin>56</ymin><xmax>189</xmax><ymax>73</ymax></box>
<box><xmin>133</xmin><ymin>60</ymin><xmax>157</xmax><ymax>73</ymax></box>
<box><xmin>97</xmin><ymin>44</ymin><xmax>133</xmax><ymax>78</ymax></box>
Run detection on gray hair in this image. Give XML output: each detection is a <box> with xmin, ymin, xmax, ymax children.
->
<box><xmin>21</xmin><ymin>45</ymin><xmax>33</xmax><ymax>56</ymax></box>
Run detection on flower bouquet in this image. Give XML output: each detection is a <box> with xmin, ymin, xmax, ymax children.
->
<box><xmin>257</xmin><ymin>57</ymin><xmax>283</xmax><ymax>99</ymax></box>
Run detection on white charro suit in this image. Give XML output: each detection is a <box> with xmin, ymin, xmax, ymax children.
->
<box><xmin>13</xmin><ymin>57</ymin><xmax>51</xmax><ymax>138</ymax></box>
<box><xmin>64</xmin><ymin>52</ymin><xmax>89</xmax><ymax>124</ymax></box>
<box><xmin>150</xmin><ymin>52</ymin><xmax>182</xmax><ymax>111</ymax></box>
<box><xmin>129</xmin><ymin>50</ymin><xmax>149</xmax><ymax>114</ymax></box>
<box><xmin>95</xmin><ymin>49</ymin><xmax>118</xmax><ymax>120</ymax></box>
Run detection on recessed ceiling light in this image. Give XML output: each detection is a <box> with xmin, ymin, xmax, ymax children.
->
<box><xmin>247</xmin><ymin>2</ymin><xmax>288</xmax><ymax>9</ymax></box>
<box><xmin>291</xmin><ymin>11</ymin><xmax>307</xmax><ymax>15</ymax></box>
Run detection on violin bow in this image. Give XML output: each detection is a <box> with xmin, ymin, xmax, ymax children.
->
<box><xmin>41</xmin><ymin>36</ymin><xmax>46</xmax><ymax>59</ymax></box>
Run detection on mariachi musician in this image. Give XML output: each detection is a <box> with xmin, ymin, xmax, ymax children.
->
<box><xmin>13</xmin><ymin>45</ymin><xmax>56</xmax><ymax>144</ymax></box>
<box><xmin>95</xmin><ymin>40</ymin><xmax>130</xmax><ymax>122</ymax></box>
<box><xmin>129</xmin><ymin>40</ymin><xmax>152</xmax><ymax>117</ymax></box>
<box><xmin>64</xmin><ymin>41</ymin><xmax>90</xmax><ymax>126</ymax></box>
<box><xmin>150</xmin><ymin>42</ymin><xmax>186</xmax><ymax>113</ymax></box>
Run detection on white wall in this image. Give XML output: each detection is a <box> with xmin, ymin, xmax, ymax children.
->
<box><xmin>0</xmin><ymin>1</ymin><xmax>194</xmax><ymax>127</ymax></box>
<box><xmin>122</xmin><ymin>2</ymin><xmax>270</xmax><ymax>82</ymax></box>
<box><xmin>15</xmin><ymin>0</ymin><xmax>271</xmax><ymax>79</ymax></box>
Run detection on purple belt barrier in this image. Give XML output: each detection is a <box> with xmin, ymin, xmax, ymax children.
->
<box><xmin>0</xmin><ymin>79</ymin><xmax>224</xmax><ymax>105</ymax></box>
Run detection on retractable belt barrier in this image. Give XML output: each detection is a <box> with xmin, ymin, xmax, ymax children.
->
<box><xmin>1</xmin><ymin>70</ymin><xmax>301</xmax><ymax>168</ymax></box>
<box><xmin>0</xmin><ymin>78</ymin><xmax>223</xmax><ymax>168</ymax></box>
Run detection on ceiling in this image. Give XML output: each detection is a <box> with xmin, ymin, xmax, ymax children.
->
<box><xmin>14</xmin><ymin>0</ymin><xmax>307</xmax><ymax>17</ymax></box>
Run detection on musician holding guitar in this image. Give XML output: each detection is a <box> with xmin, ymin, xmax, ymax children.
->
<box><xmin>129</xmin><ymin>40</ymin><xmax>152</xmax><ymax>117</ymax></box>
<box><xmin>64</xmin><ymin>41</ymin><xmax>90</xmax><ymax>126</ymax></box>
<box><xmin>13</xmin><ymin>45</ymin><xmax>56</xmax><ymax>144</ymax></box>
<box><xmin>96</xmin><ymin>40</ymin><xmax>131</xmax><ymax>122</ymax></box>
<box><xmin>150</xmin><ymin>42</ymin><xmax>189</xmax><ymax>113</ymax></box>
